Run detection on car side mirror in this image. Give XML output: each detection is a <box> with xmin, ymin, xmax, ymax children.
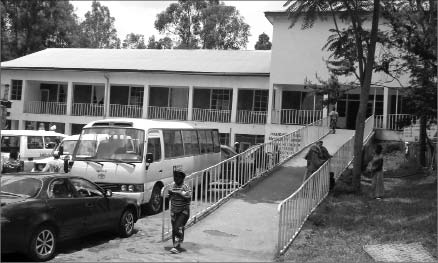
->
<box><xmin>105</xmin><ymin>189</ymin><xmax>112</xmax><ymax>197</ymax></box>
<box><xmin>146</xmin><ymin>153</ymin><xmax>153</xmax><ymax>164</ymax></box>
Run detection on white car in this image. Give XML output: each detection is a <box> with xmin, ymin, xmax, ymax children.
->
<box><xmin>32</xmin><ymin>135</ymin><xmax>79</xmax><ymax>172</ymax></box>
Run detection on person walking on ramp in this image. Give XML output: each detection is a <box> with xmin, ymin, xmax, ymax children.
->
<box><xmin>168</xmin><ymin>170</ymin><xmax>191</xmax><ymax>254</ymax></box>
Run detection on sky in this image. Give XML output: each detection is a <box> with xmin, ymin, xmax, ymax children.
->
<box><xmin>70</xmin><ymin>1</ymin><xmax>287</xmax><ymax>50</ymax></box>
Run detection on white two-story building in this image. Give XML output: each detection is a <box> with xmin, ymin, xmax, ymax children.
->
<box><xmin>0</xmin><ymin>10</ymin><xmax>410</xmax><ymax>151</ymax></box>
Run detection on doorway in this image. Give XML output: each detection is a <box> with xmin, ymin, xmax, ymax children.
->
<box><xmin>346</xmin><ymin>101</ymin><xmax>359</xmax><ymax>129</ymax></box>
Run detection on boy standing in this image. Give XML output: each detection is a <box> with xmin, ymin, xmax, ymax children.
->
<box><xmin>168</xmin><ymin>170</ymin><xmax>191</xmax><ymax>254</ymax></box>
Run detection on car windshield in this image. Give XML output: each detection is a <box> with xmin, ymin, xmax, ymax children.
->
<box><xmin>61</xmin><ymin>140</ymin><xmax>77</xmax><ymax>155</ymax></box>
<box><xmin>1</xmin><ymin>177</ymin><xmax>42</xmax><ymax>197</ymax></box>
<box><xmin>73</xmin><ymin>127</ymin><xmax>145</xmax><ymax>162</ymax></box>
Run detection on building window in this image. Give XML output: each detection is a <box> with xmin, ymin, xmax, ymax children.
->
<box><xmin>211</xmin><ymin>89</ymin><xmax>231</xmax><ymax>110</ymax></box>
<box><xmin>130</xmin><ymin>86</ymin><xmax>144</xmax><ymax>106</ymax></box>
<box><xmin>11</xmin><ymin>80</ymin><xmax>23</xmax><ymax>100</ymax></box>
<box><xmin>253</xmin><ymin>90</ymin><xmax>268</xmax><ymax>111</ymax></box>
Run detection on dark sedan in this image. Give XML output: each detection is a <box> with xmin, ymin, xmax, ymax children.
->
<box><xmin>1</xmin><ymin>173</ymin><xmax>140</xmax><ymax>261</ymax></box>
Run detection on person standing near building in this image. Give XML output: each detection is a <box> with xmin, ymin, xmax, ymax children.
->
<box><xmin>369</xmin><ymin>144</ymin><xmax>384</xmax><ymax>199</ymax></box>
<box><xmin>329</xmin><ymin>106</ymin><xmax>339</xmax><ymax>134</ymax></box>
<box><xmin>304</xmin><ymin>142</ymin><xmax>322</xmax><ymax>182</ymax></box>
<box><xmin>168</xmin><ymin>170</ymin><xmax>191</xmax><ymax>254</ymax></box>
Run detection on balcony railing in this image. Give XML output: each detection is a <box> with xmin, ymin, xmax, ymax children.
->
<box><xmin>192</xmin><ymin>108</ymin><xmax>231</xmax><ymax>123</ymax></box>
<box><xmin>72</xmin><ymin>103</ymin><xmax>104</xmax><ymax>116</ymax></box>
<box><xmin>236</xmin><ymin>110</ymin><xmax>267</xmax><ymax>124</ymax></box>
<box><xmin>374</xmin><ymin>114</ymin><xmax>416</xmax><ymax>131</ymax></box>
<box><xmin>147</xmin><ymin>106</ymin><xmax>188</xmax><ymax>121</ymax></box>
<box><xmin>272</xmin><ymin>109</ymin><xmax>322</xmax><ymax>125</ymax></box>
<box><xmin>110</xmin><ymin>104</ymin><xmax>142</xmax><ymax>118</ymax></box>
<box><xmin>24</xmin><ymin>101</ymin><xmax>67</xmax><ymax>115</ymax></box>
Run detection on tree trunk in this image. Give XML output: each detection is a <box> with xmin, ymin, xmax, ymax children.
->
<box><xmin>419</xmin><ymin>115</ymin><xmax>427</xmax><ymax>166</ymax></box>
<box><xmin>351</xmin><ymin>0</ymin><xmax>380</xmax><ymax>192</ymax></box>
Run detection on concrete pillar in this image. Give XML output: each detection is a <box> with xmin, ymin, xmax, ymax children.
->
<box><xmin>322</xmin><ymin>94</ymin><xmax>329</xmax><ymax>117</ymax></box>
<box><xmin>266</xmin><ymin>85</ymin><xmax>274</xmax><ymax>124</ymax></box>
<box><xmin>187</xmin><ymin>86</ymin><xmax>194</xmax><ymax>121</ymax></box>
<box><xmin>66</xmin><ymin>81</ymin><xmax>73</xmax><ymax>116</ymax></box>
<box><xmin>142</xmin><ymin>85</ymin><xmax>150</xmax><ymax>119</ymax></box>
<box><xmin>231</xmin><ymin>87</ymin><xmax>238</xmax><ymax>123</ymax></box>
<box><xmin>18</xmin><ymin>120</ymin><xmax>26</xmax><ymax>130</ymax></box>
<box><xmin>65</xmin><ymin>123</ymin><xmax>72</xmax><ymax>135</ymax></box>
<box><xmin>103</xmin><ymin>73</ymin><xmax>110</xmax><ymax>118</ymax></box>
<box><xmin>383</xmin><ymin>87</ymin><xmax>389</xmax><ymax>129</ymax></box>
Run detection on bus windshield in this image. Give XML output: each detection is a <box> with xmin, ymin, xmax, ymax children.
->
<box><xmin>73</xmin><ymin>127</ymin><xmax>145</xmax><ymax>162</ymax></box>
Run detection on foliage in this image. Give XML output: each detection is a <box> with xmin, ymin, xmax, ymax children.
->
<box><xmin>78</xmin><ymin>0</ymin><xmax>120</xmax><ymax>48</ymax></box>
<box><xmin>284</xmin><ymin>0</ymin><xmax>381</xmax><ymax>192</ymax></box>
<box><xmin>154</xmin><ymin>0</ymin><xmax>250</xmax><ymax>49</ymax></box>
<box><xmin>122</xmin><ymin>33</ymin><xmax>146</xmax><ymax>49</ymax></box>
<box><xmin>0</xmin><ymin>0</ymin><xmax>80</xmax><ymax>61</ymax></box>
<box><xmin>381</xmin><ymin>0</ymin><xmax>437</xmax><ymax>118</ymax></box>
<box><xmin>305</xmin><ymin>74</ymin><xmax>355</xmax><ymax>106</ymax></box>
<box><xmin>254</xmin><ymin>32</ymin><xmax>272</xmax><ymax>50</ymax></box>
<box><xmin>146</xmin><ymin>35</ymin><xmax>173</xmax><ymax>49</ymax></box>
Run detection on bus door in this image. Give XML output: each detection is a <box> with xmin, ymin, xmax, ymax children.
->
<box><xmin>145</xmin><ymin>133</ymin><xmax>166</xmax><ymax>184</ymax></box>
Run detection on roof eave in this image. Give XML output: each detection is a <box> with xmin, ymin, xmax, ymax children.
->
<box><xmin>0</xmin><ymin>66</ymin><xmax>270</xmax><ymax>77</ymax></box>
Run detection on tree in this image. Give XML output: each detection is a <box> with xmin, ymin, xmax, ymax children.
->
<box><xmin>147</xmin><ymin>35</ymin><xmax>173</xmax><ymax>49</ymax></box>
<box><xmin>284</xmin><ymin>0</ymin><xmax>381</xmax><ymax>192</ymax></box>
<box><xmin>199</xmin><ymin>2</ymin><xmax>250</xmax><ymax>49</ymax></box>
<box><xmin>122</xmin><ymin>33</ymin><xmax>146</xmax><ymax>49</ymax></box>
<box><xmin>381</xmin><ymin>0</ymin><xmax>437</xmax><ymax>166</ymax></box>
<box><xmin>78</xmin><ymin>0</ymin><xmax>120</xmax><ymax>48</ymax></box>
<box><xmin>1</xmin><ymin>0</ymin><xmax>80</xmax><ymax>61</ymax></box>
<box><xmin>154</xmin><ymin>0</ymin><xmax>250</xmax><ymax>49</ymax></box>
<box><xmin>254</xmin><ymin>32</ymin><xmax>272</xmax><ymax>50</ymax></box>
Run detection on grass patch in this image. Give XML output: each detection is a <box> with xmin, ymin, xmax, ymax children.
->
<box><xmin>281</xmin><ymin>150</ymin><xmax>437</xmax><ymax>263</ymax></box>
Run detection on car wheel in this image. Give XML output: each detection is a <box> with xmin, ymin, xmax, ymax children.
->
<box><xmin>119</xmin><ymin>209</ymin><xmax>135</xmax><ymax>238</ymax></box>
<box><xmin>28</xmin><ymin>225</ymin><xmax>56</xmax><ymax>262</ymax></box>
<box><xmin>147</xmin><ymin>185</ymin><xmax>163</xmax><ymax>214</ymax></box>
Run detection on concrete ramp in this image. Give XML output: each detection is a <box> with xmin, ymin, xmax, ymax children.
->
<box><xmin>165</xmin><ymin>129</ymin><xmax>355</xmax><ymax>262</ymax></box>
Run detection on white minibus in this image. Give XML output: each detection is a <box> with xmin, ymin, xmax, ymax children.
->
<box><xmin>70</xmin><ymin>118</ymin><xmax>221</xmax><ymax>214</ymax></box>
<box><xmin>1</xmin><ymin>130</ymin><xmax>66</xmax><ymax>172</ymax></box>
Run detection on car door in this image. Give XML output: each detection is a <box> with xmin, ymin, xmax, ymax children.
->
<box><xmin>46</xmin><ymin>178</ymin><xmax>89</xmax><ymax>240</ymax></box>
<box><xmin>68</xmin><ymin>177</ymin><xmax>116</xmax><ymax>233</ymax></box>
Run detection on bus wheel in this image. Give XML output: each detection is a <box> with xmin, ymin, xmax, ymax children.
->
<box><xmin>147</xmin><ymin>185</ymin><xmax>163</xmax><ymax>214</ymax></box>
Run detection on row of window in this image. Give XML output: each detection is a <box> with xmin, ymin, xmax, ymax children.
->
<box><xmin>147</xmin><ymin>129</ymin><xmax>220</xmax><ymax>160</ymax></box>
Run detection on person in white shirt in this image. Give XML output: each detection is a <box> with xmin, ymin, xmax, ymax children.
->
<box><xmin>42</xmin><ymin>153</ymin><xmax>64</xmax><ymax>173</ymax></box>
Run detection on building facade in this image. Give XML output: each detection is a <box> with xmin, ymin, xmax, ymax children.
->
<box><xmin>1</xmin><ymin>11</ymin><xmax>410</xmax><ymax>150</ymax></box>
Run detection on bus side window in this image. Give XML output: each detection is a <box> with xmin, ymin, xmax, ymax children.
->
<box><xmin>147</xmin><ymin>138</ymin><xmax>161</xmax><ymax>162</ymax></box>
<box><xmin>198</xmin><ymin>130</ymin><xmax>207</xmax><ymax>154</ymax></box>
<box><xmin>27</xmin><ymin>136</ymin><xmax>43</xmax><ymax>149</ymax></box>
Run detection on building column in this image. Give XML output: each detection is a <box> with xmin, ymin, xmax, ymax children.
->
<box><xmin>231</xmin><ymin>87</ymin><xmax>238</xmax><ymax>123</ymax></box>
<box><xmin>18</xmin><ymin>120</ymin><xmax>26</xmax><ymax>130</ymax></box>
<box><xmin>65</xmin><ymin>123</ymin><xmax>72</xmax><ymax>135</ymax></box>
<box><xmin>272</xmin><ymin>85</ymin><xmax>282</xmax><ymax>124</ymax></box>
<box><xmin>266</xmin><ymin>84</ymin><xmax>274</xmax><ymax>125</ymax></box>
<box><xmin>66</xmin><ymin>81</ymin><xmax>73</xmax><ymax>116</ymax></box>
<box><xmin>322</xmin><ymin>94</ymin><xmax>329</xmax><ymax>117</ymax></box>
<box><xmin>383</xmin><ymin>87</ymin><xmax>389</xmax><ymax>129</ymax></box>
<box><xmin>142</xmin><ymin>85</ymin><xmax>150</xmax><ymax>119</ymax></box>
<box><xmin>187</xmin><ymin>86</ymin><xmax>194</xmax><ymax>121</ymax></box>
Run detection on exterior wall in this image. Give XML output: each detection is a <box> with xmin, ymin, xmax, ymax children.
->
<box><xmin>269</xmin><ymin>14</ymin><xmax>410</xmax><ymax>87</ymax></box>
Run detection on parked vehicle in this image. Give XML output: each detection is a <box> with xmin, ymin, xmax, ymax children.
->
<box><xmin>70</xmin><ymin>118</ymin><xmax>221</xmax><ymax>214</ymax></box>
<box><xmin>32</xmin><ymin>135</ymin><xmax>79</xmax><ymax>172</ymax></box>
<box><xmin>0</xmin><ymin>173</ymin><xmax>139</xmax><ymax>261</ymax></box>
<box><xmin>1</xmin><ymin>130</ymin><xmax>66</xmax><ymax>172</ymax></box>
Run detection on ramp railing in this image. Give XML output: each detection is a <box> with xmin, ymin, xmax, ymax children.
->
<box><xmin>276</xmin><ymin>115</ymin><xmax>375</xmax><ymax>256</ymax></box>
<box><xmin>161</xmin><ymin>117</ymin><xmax>330</xmax><ymax>241</ymax></box>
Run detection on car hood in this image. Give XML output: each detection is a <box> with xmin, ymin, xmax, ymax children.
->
<box><xmin>0</xmin><ymin>196</ymin><xmax>27</xmax><ymax>207</ymax></box>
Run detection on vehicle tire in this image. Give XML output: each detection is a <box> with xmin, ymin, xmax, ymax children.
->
<box><xmin>118</xmin><ymin>209</ymin><xmax>135</xmax><ymax>238</ymax></box>
<box><xmin>28</xmin><ymin>224</ymin><xmax>57</xmax><ymax>262</ymax></box>
<box><xmin>147</xmin><ymin>185</ymin><xmax>163</xmax><ymax>215</ymax></box>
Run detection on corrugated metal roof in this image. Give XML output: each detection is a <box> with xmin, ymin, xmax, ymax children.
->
<box><xmin>1</xmin><ymin>48</ymin><xmax>271</xmax><ymax>76</ymax></box>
